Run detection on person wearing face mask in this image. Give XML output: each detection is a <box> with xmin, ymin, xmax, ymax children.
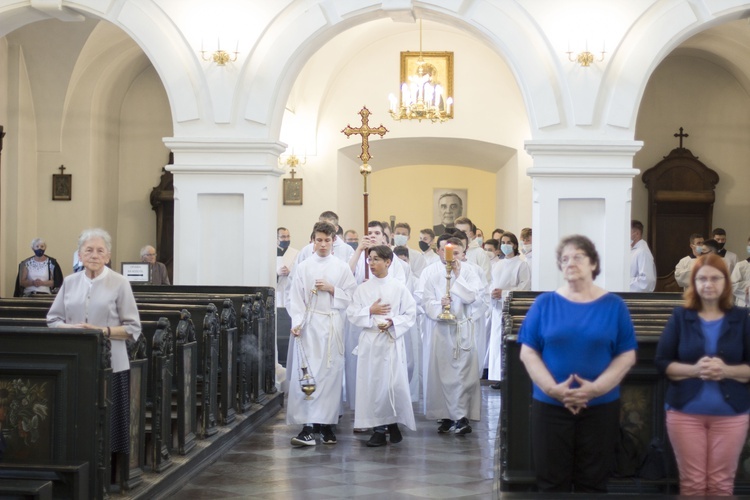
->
<box><xmin>675</xmin><ymin>233</ymin><xmax>705</xmax><ymax>290</ymax></box>
<box><xmin>629</xmin><ymin>220</ymin><xmax>656</xmax><ymax>292</ymax></box>
<box><xmin>276</xmin><ymin>227</ymin><xmax>299</xmax><ymax>308</ymax></box>
<box><xmin>483</xmin><ymin>239</ymin><xmax>501</xmax><ymax>266</ymax></box>
<box><xmin>519</xmin><ymin>227</ymin><xmax>533</xmax><ymax>269</ymax></box>
<box><xmin>454</xmin><ymin>216</ymin><xmax>491</xmax><ymax>283</ymax></box>
<box><xmin>344</xmin><ymin>229</ymin><xmax>359</xmax><ymax>251</ymax></box>
<box><xmin>712</xmin><ymin>228</ymin><xmax>737</xmax><ymax>275</ymax></box>
<box><xmin>393</xmin><ymin>222</ymin><xmax>426</xmax><ymax>278</ymax></box>
<box><xmin>14</xmin><ymin>237</ymin><xmax>64</xmax><ymax>297</ymax></box>
<box><xmin>475</xmin><ymin>228</ymin><xmax>485</xmax><ymax>247</ymax></box>
<box><xmin>419</xmin><ymin>228</ymin><xmax>440</xmax><ymax>266</ymax></box>
<box><xmin>730</xmin><ymin>235</ymin><xmax>750</xmax><ymax>306</ymax></box>
<box><xmin>488</xmin><ymin>232</ymin><xmax>531</xmax><ymax>389</ymax></box>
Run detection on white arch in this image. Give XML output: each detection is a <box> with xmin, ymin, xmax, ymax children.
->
<box><xmin>239</xmin><ymin>0</ymin><xmax>565</xmax><ymax>141</ymax></box>
<box><xmin>603</xmin><ymin>0</ymin><xmax>750</xmax><ymax>130</ymax></box>
<box><xmin>0</xmin><ymin>0</ymin><xmax>207</xmax><ymax>124</ymax></box>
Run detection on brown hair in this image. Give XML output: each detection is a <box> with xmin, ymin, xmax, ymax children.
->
<box><xmin>555</xmin><ymin>234</ymin><xmax>601</xmax><ymax>279</ymax></box>
<box><xmin>684</xmin><ymin>254</ymin><xmax>733</xmax><ymax>311</ymax></box>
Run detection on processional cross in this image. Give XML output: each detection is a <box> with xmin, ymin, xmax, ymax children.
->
<box><xmin>341</xmin><ymin>106</ymin><xmax>389</xmax><ymax>278</ymax></box>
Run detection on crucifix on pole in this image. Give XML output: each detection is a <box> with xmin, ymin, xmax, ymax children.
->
<box><xmin>341</xmin><ymin>106</ymin><xmax>388</xmax><ymax>278</ymax></box>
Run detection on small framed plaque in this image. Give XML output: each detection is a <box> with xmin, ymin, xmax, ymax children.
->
<box><xmin>121</xmin><ymin>262</ymin><xmax>151</xmax><ymax>283</ymax></box>
<box><xmin>283</xmin><ymin>178</ymin><xmax>303</xmax><ymax>205</ymax></box>
<box><xmin>52</xmin><ymin>174</ymin><xmax>72</xmax><ymax>201</ymax></box>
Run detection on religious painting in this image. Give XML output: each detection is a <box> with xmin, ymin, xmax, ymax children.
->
<box><xmin>433</xmin><ymin>188</ymin><xmax>467</xmax><ymax>235</ymax></box>
<box><xmin>399</xmin><ymin>51</ymin><xmax>454</xmax><ymax>118</ymax></box>
<box><xmin>283</xmin><ymin>178</ymin><xmax>303</xmax><ymax>205</ymax></box>
<box><xmin>0</xmin><ymin>377</ymin><xmax>53</xmax><ymax>462</ymax></box>
<box><xmin>619</xmin><ymin>383</ymin><xmax>655</xmax><ymax>455</ymax></box>
<box><xmin>52</xmin><ymin>174</ymin><xmax>72</xmax><ymax>201</ymax></box>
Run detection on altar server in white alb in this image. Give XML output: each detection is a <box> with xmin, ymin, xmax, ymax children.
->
<box><xmin>488</xmin><ymin>232</ymin><xmax>531</xmax><ymax>389</ymax></box>
<box><xmin>629</xmin><ymin>220</ymin><xmax>656</xmax><ymax>292</ymax></box>
<box><xmin>286</xmin><ymin>222</ymin><xmax>357</xmax><ymax>447</ymax></box>
<box><xmin>347</xmin><ymin>245</ymin><xmax>417</xmax><ymax>447</ymax></box>
<box><xmin>419</xmin><ymin>235</ymin><xmax>483</xmax><ymax>435</ymax></box>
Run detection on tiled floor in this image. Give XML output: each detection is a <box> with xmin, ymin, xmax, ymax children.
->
<box><xmin>169</xmin><ymin>384</ymin><xmax>500</xmax><ymax>499</ymax></box>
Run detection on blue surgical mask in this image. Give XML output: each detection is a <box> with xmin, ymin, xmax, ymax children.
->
<box><xmin>475</xmin><ymin>237</ymin><xmax>483</xmax><ymax>247</ymax></box>
<box><xmin>278</xmin><ymin>240</ymin><xmax>290</xmax><ymax>250</ymax></box>
<box><xmin>501</xmin><ymin>244</ymin><xmax>514</xmax><ymax>256</ymax></box>
<box><xmin>347</xmin><ymin>242</ymin><xmax>358</xmax><ymax>251</ymax></box>
<box><xmin>34</xmin><ymin>249</ymin><xmax>45</xmax><ymax>257</ymax></box>
<box><xmin>746</xmin><ymin>245</ymin><xmax>750</xmax><ymax>255</ymax></box>
<box><xmin>695</xmin><ymin>246</ymin><xmax>703</xmax><ymax>255</ymax></box>
<box><xmin>394</xmin><ymin>235</ymin><xmax>408</xmax><ymax>247</ymax></box>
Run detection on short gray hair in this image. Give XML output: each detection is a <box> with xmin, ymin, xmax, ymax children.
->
<box><xmin>77</xmin><ymin>228</ymin><xmax>112</xmax><ymax>253</ymax></box>
<box><xmin>30</xmin><ymin>238</ymin><xmax>45</xmax><ymax>249</ymax></box>
<box><xmin>140</xmin><ymin>245</ymin><xmax>155</xmax><ymax>257</ymax></box>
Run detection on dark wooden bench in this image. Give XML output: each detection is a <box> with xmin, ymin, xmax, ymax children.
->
<box><xmin>499</xmin><ymin>291</ymin><xmax>688</xmax><ymax>494</ymax></box>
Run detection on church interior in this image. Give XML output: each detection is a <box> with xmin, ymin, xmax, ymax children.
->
<box><xmin>4</xmin><ymin>0</ymin><xmax>750</xmax><ymax>497</ymax></box>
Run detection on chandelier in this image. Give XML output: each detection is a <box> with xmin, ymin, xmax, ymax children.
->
<box><xmin>388</xmin><ymin>20</ymin><xmax>453</xmax><ymax>123</ymax></box>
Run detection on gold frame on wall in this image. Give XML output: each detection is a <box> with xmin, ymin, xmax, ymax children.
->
<box><xmin>399</xmin><ymin>51</ymin><xmax>454</xmax><ymax>118</ymax></box>
<box><xmin>283</xmin><ymin>178</ymin><xmax>303</xmax><ymax>205</ymax></box>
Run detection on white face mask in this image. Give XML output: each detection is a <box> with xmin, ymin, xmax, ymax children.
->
<box><xmin>746</xmin><ymin>245</ymin><xmax>750</xmax><ymax>255</ymax></box>
<box><xmin>521</xmin><ymin>244</ymin><xmax>532</xmax><ymax>254</ymax></box>
<box><xmin>393</xmin><ymin>234</ymin><xmax>408</xmax><ymax>247</ymax></box>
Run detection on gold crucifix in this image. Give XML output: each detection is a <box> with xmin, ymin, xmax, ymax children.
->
<box><xmin>341</xmin><ymin>106</ymin><xmax>388</xmax><ymax>279</ymax></box>
<box><xmin>341</xmin><ymin>106</ymin><xmax>388</xmax><ymax>166</ymax></box>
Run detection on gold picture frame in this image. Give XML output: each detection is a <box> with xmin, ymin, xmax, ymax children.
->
<box><xmin>399</xmin><ymin>51</ymin><xmax>454</xmax><ymax>118</ymax></box>
<box><xmin>283</xmin><ymin>178</ymin><xmax>303</xmax><ymax>206</ymax></box>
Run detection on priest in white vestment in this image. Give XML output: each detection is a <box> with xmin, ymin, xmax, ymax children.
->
<box><xmin>286</xmin><ymin>222</ymin><xmax>357</xmax><ymax>447</ymax></box>
<box><xmin>419</xmin><ymin>235</ymin><xmax>483</xmax><ymax>435</ymax></box>
<box><xmin>347</xmin><ymin>245</ymin><xmax>417</xmax><ymax>447</ymax></box>
<box><xmin>488</xmin><ymin>233</ymin><xmax>531</xmax><ymax>386</ymax></box>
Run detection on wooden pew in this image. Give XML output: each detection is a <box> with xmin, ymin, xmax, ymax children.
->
<box><xmin>0</xmin><ymin>328</ymin><xmax>110</xmax><ymax>499</ymax></box>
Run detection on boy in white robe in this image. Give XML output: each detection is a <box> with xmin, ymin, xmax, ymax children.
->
<box><xmin>287</xmin><ymin>222</ymin><xmax>357</xmax><ymax>447</ymax></box>
<box><xmin>347</xmin><ymin>245</ymin><xmax>417</xmax><ymax>447</ymax></box>
<box><xmin>418</xmin><ymin>235</ymin><xmax>483</xmax><ymax>435</ymax></box>
<box><xmin>488</xmin><ymin>232</ymin><xmax>530</xmax><ymax>389</ymax></box>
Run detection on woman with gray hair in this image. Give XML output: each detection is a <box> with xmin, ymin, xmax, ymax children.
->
<box><xmin>13</xmin><ymin>237</ymin><xmax>64</xmax><ymax>297</ymax></box>
<box><xmin>47</xmin><ymin>228</ymin><xmax>141</xmax><ymax>481</ymax></box>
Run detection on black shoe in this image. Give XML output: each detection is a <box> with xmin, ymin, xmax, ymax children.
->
<box><xmin>455</xmin><ymin>417</ymin><xmax>472</xmax><ymax>435</ymax></box>
<box><xmin>291</xmin><ymin>426</ymin><xmax>316</xmax><ymax>446</ymax></box>
<box><xmin>490</xmin><ymin>382</ymin><xmax>502</xmax><ymax>390</ymax></box>
<box><xmin>320</xmin><ymin>425</ymin><xmax>337</xmax><ymax>444</ymax></box>
<box><xmin>438</xmin><ymin>419</ymin><xmax>455</xmax><ymax>433</ymax></box>
<box><xmin>366</xmin><ymin>431</ymin><xmax>387</xmax><ymax>447</ymax></box>
<box><xmin>388</xmin><ymin>423</ymin><xmax>403</xmax><ymax>444</ymax></box>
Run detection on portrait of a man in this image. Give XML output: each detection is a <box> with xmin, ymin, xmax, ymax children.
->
<box><xmin>433</xmin><ymin>189</ymin><xmax>467</xmax><ymax>236</ymax></box>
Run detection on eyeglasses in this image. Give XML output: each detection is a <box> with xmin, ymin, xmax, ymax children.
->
<box><xmin>559</xmin><ymin>253</ymin><xmax>588</xmax><ymax>266</ymax></box>
<box><xmin>144</xmin><ymin>253</ymin><xmax>157</xmax><ymax>257</ymax></box>
<box><xmin>695</xmin><ymin>276</ymin><xmax>724</xmax><ymax>285</ymax></box>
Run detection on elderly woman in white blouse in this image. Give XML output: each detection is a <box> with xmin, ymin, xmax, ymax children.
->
<box><xmin>47</xmin><ymin>228</ymin><xmax>141</xmax><ymax>470</ymax></box>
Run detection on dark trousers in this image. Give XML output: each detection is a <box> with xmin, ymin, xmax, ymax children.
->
<box><xmin>531</xmin><ymin>399</ymin><xmax>620</xmax><ymax>493</ymax></box>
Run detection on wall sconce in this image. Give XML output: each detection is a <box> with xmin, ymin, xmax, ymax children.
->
<box><xmin>200</xmin><ymin>39</ymin><xmax>239</xmax><ymax>66</ymax></box>
<box><xmin>279</xmin><ymin>151</ymin><xmax>306</xmax><ymax>206</ymax></box>
<box><xmin>566</xmin><ymin>42</ymin><xmax>606</xmax><ymax>67</ymax></box>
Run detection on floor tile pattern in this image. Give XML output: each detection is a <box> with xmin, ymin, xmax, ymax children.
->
<box><xmin>169</xmin><ymin>384</ymin><xmax>500</xmax><ymax>499</ymax></box>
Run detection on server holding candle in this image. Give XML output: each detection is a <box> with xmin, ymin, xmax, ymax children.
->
<box><xmin>417</xmin><ymin>233</ymin><xmax>484</xmax><ymax>435</ymax></box>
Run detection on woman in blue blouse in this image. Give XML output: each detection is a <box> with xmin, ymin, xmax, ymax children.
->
<box><xmin>655</xmin><ymin>253</ymin><xmax>750</xmax><ymax>496</ymax></box>
<box><xmin>518</xmin><ymin>235</ymin><xmax>637</xmax><ymax>492</ymax></box>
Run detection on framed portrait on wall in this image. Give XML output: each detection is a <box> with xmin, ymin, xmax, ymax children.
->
<box><xmin>433</xmin><ymin>188</ymin><xmax>467</xmax><ymax>235</ymax></box>
<box><xmin>399</xmin><ymin>51</ymin><xmax>454</xmax><ymax>118</ymax></box>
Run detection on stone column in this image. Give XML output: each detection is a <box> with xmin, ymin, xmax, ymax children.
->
<box><xmin>525</xmin><ymin>140</ymin><xmax>642</xmax><ymax>292</ymax></box>
<box><xmin>164</xmin><ymin>138</ymin><xmax>285</xmax><ymax>286</ymax></box>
